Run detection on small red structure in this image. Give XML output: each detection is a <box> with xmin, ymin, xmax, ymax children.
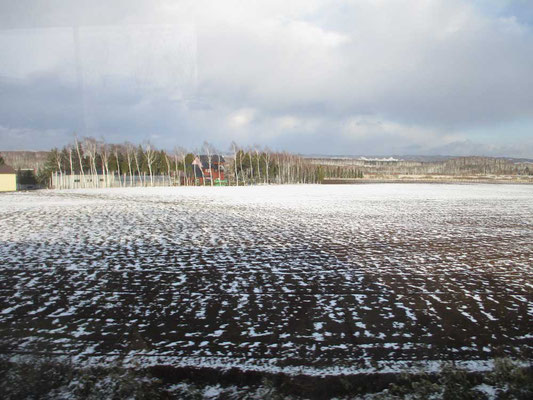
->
<box><xmin>192</xmin><ymin>155</ymin><xmax>226</xmax><ymax>185</ymax></box>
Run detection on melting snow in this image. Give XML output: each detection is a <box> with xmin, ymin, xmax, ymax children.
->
<box><xmin>0</xmin><ymin>184</ymin><xmax>532</xmax><ymax>375</ymax></box>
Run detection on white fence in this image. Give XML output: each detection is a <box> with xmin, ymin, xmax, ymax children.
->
<box><xmin>51</xmin><ymin>172</ymin><xmax>178</xmax><ymax>189</ymax></box>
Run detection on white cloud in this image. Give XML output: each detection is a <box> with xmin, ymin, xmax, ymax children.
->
<box><xmin>277</xmin><ymin>116</ymin><xmax>300</xmax><ymax>130</ymax></box>
<box><xmin>227</xmin><ymin>108</ymin><xmax>256</xmax><ymax>129</ymax></box>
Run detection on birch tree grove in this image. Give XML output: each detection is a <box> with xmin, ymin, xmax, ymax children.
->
<box><xmin>42</xmin><ymin>138</ymin><xmax>351</xmax><ymax>188</ymax></box>
<box><xmin>38</xmin><ymin>136</ymin><xmax>377</xmax><ymax>188</ymax></box>
<box><xmin>26</xmin><ymin>136</ymin><xmax>533</xmax><ymax>188</ymax></box>
<box><xmin>38</xmin><ymin>136</ymin><xmax>533</xmax><ymax>189</ymax></box>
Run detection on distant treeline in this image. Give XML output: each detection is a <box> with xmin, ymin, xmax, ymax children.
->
<box><xmin>309</xmin><ymin>156</ymin><xmax>533</xmax><ymax>177</ymax></box>
<box><xmin>6</xmin><ymin>142</ymin><xmax>529</xmax><ymax>189</ymax></box>
<box><xmin>0</xmin><ymin>151</ymin><xmax>49</xmax><ymax>172</ymax></box>
<box><xmin>37</xmin><ymin>138</ymin><xmax>363</xmax><ymax>188</ymax></box>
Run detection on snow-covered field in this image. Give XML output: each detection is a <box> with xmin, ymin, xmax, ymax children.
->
<box><xmin>0</xmin><ymin>184</ymin><xmax>532</xmax><ymax>375</ymax></box>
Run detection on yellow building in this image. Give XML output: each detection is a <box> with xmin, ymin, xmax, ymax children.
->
<box><xmin>0</xmin><ymin>165</ymin><xmax>17</xmax><ymax>192</ymax></box>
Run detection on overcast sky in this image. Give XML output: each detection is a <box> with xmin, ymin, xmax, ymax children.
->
<box><xmin>1</xmin><ymin>0</ymin><xmax>532</xmax><ymax>157</ymax></box>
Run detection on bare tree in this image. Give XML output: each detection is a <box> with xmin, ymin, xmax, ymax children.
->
<box><xmin>133</xmin><ymin>146</ymin><xmax>143</xmax><ymax>186</ymax></box>
<box><xmin>248</xmin><ymin>149</ymin><xmax>254</xmax><ymax>184</ymax></box>
<box><xmin>217</xmin><ymin>154</ymin><xmax>222</xmax><ymax>185</ymax></box>
<box><xmin>74</xmin><ymin>136</ymin><xmax>86</xmax><ymax>187</ymax></box>
<box><xmin>164</xmin><ymin>152</ymin><xmax>172</xmax><ymax>186</ymax></box>
<box><xmin>175</xmin><ymin>146</ymin><xmax>188</xmax><ymax>186</ymax></box>
<box><xmin>99</xmin><ymin>140</ymin><xmax>110</xmax><ymax>187</ymax></box>
<box><xmin>231</xmin><ymin>142</ymin><xmax>239</xmax><ymax>186</ymax></box>
<box><xmin>53</xmin><ymin>148</ymin><xmax>64</xmax><ymax>189</ymax></box>
<box><xmin>67</xmin><ymin>146</ymin><xmax>74</xmax><ymax>176</ymax></box>
<box><xmin>125</xmin><ymin>142</ymin><xmax>135</xmax><ymax>186</ymax></box>
<box><xmin>144</xmin><ymin>142</ymin><xmax>156</xmax><ymax>186</ymax></box>
<box><xmin>112</xmin><ymin>144</ymin><xmax>123</xmax><ymax>187</ymax></box>
<box><xmin>83</xmin><ymin>137</ymin><xmax>98</xmax><ymax>187</ymax></box>
<box><xmin>255</xmin><ymin>147</ymin><xmax>261</xmax><ymax>183</ymax></box>
<box><xmin>263</xmin><ymin>148</ymin><xmax>271</xmax><ymax>184</ymax></box>
<box><xmin>172</xmin><ymin>146</ymin><xmax>181</xmax><ymax>186</ymax></box>
<box><xmin>203</xmin><ymin>141</ymin><xmax>215</xmax><ymax>187</ymax></box>
<box><xmin>239</xmin><ymin>149</ymin><xmax>246</xmax><ymax>185</ymax></box>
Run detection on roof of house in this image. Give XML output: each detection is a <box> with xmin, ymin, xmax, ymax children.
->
<box><xmin>0</xmin><ymin>164</ymin><xmax>16</xmax><ymax>174</ymax></box>
<box><xmin>198</xmin><ymin>155</ymin><xmax>225</xmax><ymax>166</ymax></box>
<box><xmin>192</xmin><ymin>155</ymin><xmax>226</xmax><ymax>178</ymax></box>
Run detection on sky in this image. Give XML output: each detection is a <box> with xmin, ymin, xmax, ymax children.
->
<box><xmin>0</xmin><ymin>0</ymin><xmax>532</xmax><ymax>157</ymax></box>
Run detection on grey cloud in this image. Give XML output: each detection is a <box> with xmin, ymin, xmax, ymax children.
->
<box><xmin>0</xmin><ymin>74</ymin><xmax>81</xmax><ymax>129</ymax></box>
<box><xmin>194</xmin><ymin>1</ymin><xmax>533</xmax><ymax>128</ymax></box>
<box><xmin>427</xmin><ymin>139</ymin><xmax>533</xmax><ymax>158</ymax></box>
<box><xmin>0</xmin><ymin>125</ymin><xmax>71</xmax><ymax>151</ymax></box>
<box><xmin>0</xmin><ymin>0</ymin><xmax>173</xmax><ymax>28</ymax></box>
<box><xmin>1</xmin><ymin>0</ymin><xmax>532</xmax><ymax>157</ymax></box>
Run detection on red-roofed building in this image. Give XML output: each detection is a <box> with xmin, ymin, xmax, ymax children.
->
<box><xmin>191</xmin><ymin>155</ymin><xmax>226</xmax><ymax>185</ymax></box>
